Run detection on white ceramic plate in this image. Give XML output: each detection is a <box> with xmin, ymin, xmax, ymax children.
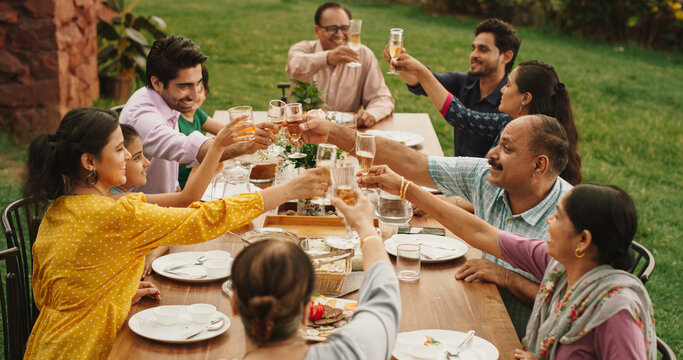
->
<box><xmin>201</xmin><ymin>181</ymin><xmax>261</xmax><ymax>202</ymax></box>
<box><xmin>393</xmin><ymin>329</ymin><xmax>498</xmax><ymax>360</ymax></box>
<box><xmin>365</xmin><ymin>130</ymin><xmax>425</xmax><ymax>147</ymax></box>
<box><xmin>303</xmin><ymin>296</ymin><xmax>358</xmax><ymax>342</ymax></box>
<box><xmin>385</xmin><ymin>234</ymin><xmax>468</xmax><ymax>263</ymax></box>
<box><xmin>152</xmin><ymin>251</ymin><xmax>232</xmax><ymax>283</ymax></box>
<box><xmin>128</xmin><ymin>305</ymin><xmax>230</xmax><ymax>344</ymax></box>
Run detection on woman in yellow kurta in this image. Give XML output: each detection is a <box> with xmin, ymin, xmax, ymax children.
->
<box><xmin>22</xmin><ymin>108</ymin><xmax>331</xmax><ymax>359</ymax></box>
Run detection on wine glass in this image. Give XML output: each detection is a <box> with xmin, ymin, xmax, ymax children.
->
<box><xmin>227</xmin><ymin>106</ymin><xmax>255</xmax><ymax>142</ymax></box>
<box><xmin>347</xmin><ymin>19</ymin><xmax>362</xmax><ymax>68</ymax></box>
<box><xmin>387</xmin><ymin>28</ymin><xmax>403</xmax><ymax>75</ymax></box>
<box><xmin>266</xmin><ymin>100</ymin><xmax>286</xmax><ymax>156</ymax></box>
<box><xmin>285</xmin><ymin>103</ymin><xmax>306</xmax><ymax>159</ymax></box>
<box><xmin>329</xmin><ymin>163</ymin><xmax>360</xmax><ymax>249</ymax></box>
<box><xmin>315</xmin><ymin>143</ymin><xmax>337</xmax><ymax>203</ymax></box>
<box><xmin>355</xmin><ymin>133</ymin><xmax>376</xmax><ymax>175</ymax></box>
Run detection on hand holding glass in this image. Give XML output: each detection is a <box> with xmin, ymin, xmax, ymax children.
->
<box><xmin>387</xmin><ymin>28</ymin><xmax>403</xmax><ymax>75</ymax></box>
<box><xmin>227</xmin><ymin>106</ymin><xmax>255</xmax><ymax>142</ymax></box>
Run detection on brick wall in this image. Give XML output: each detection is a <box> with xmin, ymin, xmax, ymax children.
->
<box><xmin>0</xmin><ymin>0</ymin><xmax>101</xmax><ymax>139</ymax></box>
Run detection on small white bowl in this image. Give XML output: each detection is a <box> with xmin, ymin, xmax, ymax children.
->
<box><xmin>205</xmin><ymin>250</ymin><xmax>231</xmax><ymax>261</ymax></box>
<box><xmin>203</xmin><ymin>259</ymin><xmax>230</xmax><ymax>277</ymax></box>
<box><xmin>187</xmin><ymin>303</ymin><xmax>216</xmax><ymax>323</ymax></box>
<box><xmin>407</xmin><ymin>345</ymin><xmax>442</xmax><ymax>360</ymax></box>
<box><xmin>152</xmin><ymin>306</ymin><xmax>178</xmax><ymax>326</ymax></box>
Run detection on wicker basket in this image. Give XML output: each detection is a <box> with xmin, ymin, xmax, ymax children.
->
<box><xmin>314</xmin><ymin>257</ymin><xmax>352</xmax><ymax>296</ymax></box>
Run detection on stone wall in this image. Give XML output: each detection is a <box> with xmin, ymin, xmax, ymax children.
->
<box><xmin>0</xmin><ymin>0</ymin><xmax>100</xmax><ymax>139</ymax></box>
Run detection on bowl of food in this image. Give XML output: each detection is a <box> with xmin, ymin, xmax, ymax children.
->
<box><xmin>240</xmin><ymin>227</ymin><xmax>300</xmax><ymax>246</ymax></box>
<box><xmin>236</xmin><ymin>153</ymin><xmax>281</xmax><ymax>183</ymax></box>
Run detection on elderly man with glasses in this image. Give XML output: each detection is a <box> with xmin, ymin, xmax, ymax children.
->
<box><xmin>286</xmin><ymin>2</ymin><xmax>394</xmax><ymax>127</ymax></box>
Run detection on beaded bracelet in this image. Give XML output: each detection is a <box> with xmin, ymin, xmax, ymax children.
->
<box><xmin>360</xmin><ymin>234</ymin><xmax>382</xmax><ymax>247</ymax></box>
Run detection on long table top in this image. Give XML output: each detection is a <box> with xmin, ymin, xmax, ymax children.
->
<box><xmin>107</xmin><ymin>112</ymin><xmax>520</xmax><ymax>359</ymax></box>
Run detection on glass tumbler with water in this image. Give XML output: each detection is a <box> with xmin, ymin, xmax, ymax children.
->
<box><xmin>397</xmin><ymin>243</ymin><xmax>420</xmax><ymax>282</ymax></box>
<box><xmin>377</xmin><ymin>190</ymin><xmax>413</xmax><ymax>225</ymax></box>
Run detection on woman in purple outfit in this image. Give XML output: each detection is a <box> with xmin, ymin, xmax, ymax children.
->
<box><xmin>363</xmin><ymin>164</ymin><xmax>656</xmax><ymax>360</ymax></box>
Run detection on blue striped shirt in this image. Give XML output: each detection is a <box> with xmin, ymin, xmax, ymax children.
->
<box><xmin>428</xmin><ymin>156</ymin><xmax>573</xmax><ymax>337</ymax></box>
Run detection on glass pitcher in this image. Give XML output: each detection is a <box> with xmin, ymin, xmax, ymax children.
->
<box><xmin>210</xmin><ymin>161</ymin><xmax>255</xmax><ymax>200</ymax></box>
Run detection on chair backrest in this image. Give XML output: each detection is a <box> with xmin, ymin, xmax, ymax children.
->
<box><xmin>657</xmin><ymin>336</ymin><xmax>676</xmax><ymax>360</ymax></box>
<box><xmin>1</xmin><ymin>247</ymin><xmax>24</xmax><ymax>360</ymax></box>
<box><xmin>1</xmin><ymin>198</ymin><xmax>47</xmax><ymax>355</ymax></box>
<box><xmin>110</xmin><ymin>104</ymin><xmax>125</xmax><ymax>114</ymax></box>
<box><xmin>629</xmin><ymin>241</ymin><xmax>655</xmax><ymax>284</ymax></box>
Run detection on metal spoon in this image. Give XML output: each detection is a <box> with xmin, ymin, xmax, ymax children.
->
<box><xmin>183</xmin><ymin>318</ymin><xmax>225</xmax><ymax>339</ymax></box>
<box><xmin>163</xmin><ymin>255</ymin><xmax>208</xmax><ymax>272</ymax></box>
<box><xmin>225</xmin><ymin>231</ymin><xmax>250</xmax><ymax>246</ymax></box>
<box><xmin>446</xmin><ymin>330</ymin><xmax>475</xmax><ymax>358</ymax></box>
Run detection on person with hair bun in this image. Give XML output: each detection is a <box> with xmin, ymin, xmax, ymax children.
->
<box><xmin>392</xmin><ymin>56</ymin><xmax>582</xmax><ymax>186</ymax></box>
<box><xmin>231</xmin><ymin>190</ymin><xmax>400</xmax><ymax>360</ymax></box>
<box><xmin>362</xmin><ymin>164</ymin><xmax>656</xmax><ymax>359</ymax></box>
<box><xmin>22</xmin><ymin>108</ymin><xmax>332</xmax><ymax>359</ymax></box>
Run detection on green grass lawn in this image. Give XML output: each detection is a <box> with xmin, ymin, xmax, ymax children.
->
<box><xmin>2</xmin><ymin>0</ymin><xmax>681</xmax><ymax>355</ymax></box>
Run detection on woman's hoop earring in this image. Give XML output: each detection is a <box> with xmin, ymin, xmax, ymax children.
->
<box><xmin>574</xmin><ymin>247</ymin><xmax>585</xmax><ymax>258</ymax></box>
<box><xmin>86</xmin><ymin>170</ymin><xmax>98</xmax><ymax>187</ymax></box>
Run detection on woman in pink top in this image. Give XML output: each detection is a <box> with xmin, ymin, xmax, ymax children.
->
<box><xmin>365</xmin><ymin>165</ymin><xmax>656</xmax><ymax>359</ymax></box>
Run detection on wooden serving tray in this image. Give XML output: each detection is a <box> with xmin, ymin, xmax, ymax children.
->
<box><xmin>261</xmin><ymin>215</ymin><xmax>379</xmax><ymax>239</ymax></box>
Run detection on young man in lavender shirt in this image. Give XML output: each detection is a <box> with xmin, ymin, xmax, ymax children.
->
<box><xmin>120</xmin><ymin>35</ymin><xmax>275</xmax><ymax>194</ymax></box>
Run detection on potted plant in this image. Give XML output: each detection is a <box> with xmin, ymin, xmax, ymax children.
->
<box><xmin>97</xmin><ymin>0</ymin><xmax>167</xmax><ymax>101</ymax></box>
<box><xmin>289</xmin><ymin>80</ymin><xmax>326</xmax><ymax>112</ymax></box>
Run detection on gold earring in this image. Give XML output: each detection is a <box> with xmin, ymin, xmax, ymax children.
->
<box><xmin>574</xmin><ymin>247</ymin><xmax>585</xmax><ymax>258</ymax></box>
<box><xmin>85</xmin><ymin>170</ymin><xmax>98</xmax><ymax>187</ymax></box>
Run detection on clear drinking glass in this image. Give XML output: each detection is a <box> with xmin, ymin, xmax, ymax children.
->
<box><xmin>285</xmin><ymin>103</ymin><xmax>306</xmax><ymax>159</ymax></box>
<box><xmin>387</xmin><ymin>28</ymin><xmax>403</xmax><ymax>74</ymax></box>
<box><xmin>355</xmin><ymin>133</ymin><xmax>376</xmax><ymax>175</ymax></box>
<box><xmin>329</xmin><ymin>163</ymin><xmax>360</xmax><ymax>248</ymax></box>
<box><xmin>266</xmin><ymin>99</ymin><xmax>286</xmax><ymax>156</ymax></box>
<box><xmin>347</xmin><ymin>19</ymin><xmax>362</xmax><ymax>68</ymax></box>
<box><xmin>315</xmin><ymin>143</ymin><xmax>337</xmax><ymax>203</ymax></box>
<box><xmin>397</xmin><ymin>243</ymin><xmax>421</xmax><ymax>282</ymax></box>
<box><xmin>228</xmin><ymin>106</ymin><xmax>255</xmax><ymax>142</ymax></box>
<box><xmin>377</xmin><ymin>190</ymin><xmax>413</xmax><ymax>225</ymax></box>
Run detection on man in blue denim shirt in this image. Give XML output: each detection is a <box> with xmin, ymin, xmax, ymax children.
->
<box><xmin>384</xmin><ymin>19</ymin><xmax>520</xmax><ymax>157</ymax></box>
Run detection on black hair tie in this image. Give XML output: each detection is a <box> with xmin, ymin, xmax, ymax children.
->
<box><xmin>555</xmin><ymin>82</ymin><xmax>566</xmax><ymax>92</ymax></box>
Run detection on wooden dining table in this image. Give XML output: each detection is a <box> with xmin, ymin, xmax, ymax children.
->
<box><xmin>107</xmin><ymin>112</ymin><xmax>521</xmax><ymax>359</ymax></box>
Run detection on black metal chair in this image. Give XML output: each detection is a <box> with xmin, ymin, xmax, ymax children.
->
<box><xmin>657</xmin><ymin>336</ymin><xmax>676</xmax><ymax>360</ymax></box>
<box><xmin>629</xmin><ymin>241</ymin><xmax>655</xmax><ymax>284</ymax></box>
<box><xmin>1</xmin><ymin>198</ymin><xmax>47</xmax><ymax>357</ymax></box>
<box><xmin>1</xmin><ymin>247</ymin><xmax>23</xmax><ymax>360</ymax></box>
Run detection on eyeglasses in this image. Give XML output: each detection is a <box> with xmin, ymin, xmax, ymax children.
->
<box><xmin>320</xmin><ymin>25</ymin><xmax>350</xmax><ymax>35</ymax></box>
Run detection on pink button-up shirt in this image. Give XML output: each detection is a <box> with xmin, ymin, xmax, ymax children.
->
<box><xmin>119</xmin><ymin>87</ymin><xmax>208</xmax><ymax>194</ymax></box>
<box><xmin>286</xmin><ymin>40</ymin><xmax>394</xmax><ymax>122</ymax></box>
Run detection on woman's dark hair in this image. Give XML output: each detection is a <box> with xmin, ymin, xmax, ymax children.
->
<box><xmin>515</xmin><ymin>60</ymin><xmax>582</xmax><ymax>185</ymax></box>
<box><xmin>145</xmin><ymin>34</ymin><xmax>208</xmax><ymax>88</ymax></box>
<box><xmin>232</xmin><ymin>240</ymin><xmax>315</xmax><ymax>344</ymax></box>
<box><xmin>24</xmin><ymin>108</ymin><xmax>120</xmax><ymax>201</ymax></box>
<box><xmin>119</xmin><ymin>123</ymin><xmax>140</xmax><ymax>148</ymax></box>
<box><xmin>315</xmin><ymin>2</ymin><xmax>352</xmax><ymax>25</ymax></box>
<box><xmin>564</xmin><ymin>183</ymin><xmax>636</xmax><ymax>271</ymax></box>
<box><xmin>201</xmin><ymin>64</ymin><xmax>210</xmax><ymax>96</ymax></box>
<box><xmin>475</xmin><ymin>18</ymin><xmax>521</xmax><ymax>74</ymax></box>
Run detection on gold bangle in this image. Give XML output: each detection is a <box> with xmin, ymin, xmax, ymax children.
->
<box><xmin>360</xmin><ymin>234</ymin><xmax>382</xmax><ymax>247</ymax></box>
<box><xmin>347</xmin><ymin>131</ymin><xmax>357</xmax><ymax>154</ymax></box>
<box><xmin>402</xmin><ymin>181</ymin><xmax>412</xmax><ymax>200</ymax></box>
<box><xmin>399</xmin><ymin>176</ymin><xmax>405</xmax><ymax>199</ymax></box>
